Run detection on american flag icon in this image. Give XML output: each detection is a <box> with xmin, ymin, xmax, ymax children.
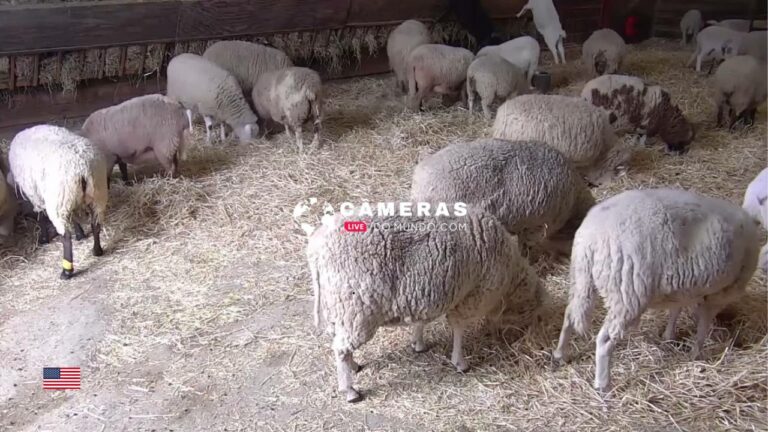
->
<box><xmin>43</xmin><ymin>367</ymin><xmax>81</xmax><ymax>390</ymax></box>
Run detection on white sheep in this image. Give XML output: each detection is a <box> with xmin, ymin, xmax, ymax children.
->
<box><xmin>252</xmin><ymin>67</ymin><xmax>323</xmax><ymax>151</ymax></box>
<box><xmin>81</xmin><ymin>94</ymin><xmax>189</xmax><ymax>183</ymax></box>
<box><xmin>406</xmin><ymin>44</ymin><xmax>474</xmax><ymax>111</ymax></box>
<box><xmin>202</xmin><ymin>40</ymin><xmax>293</xmax><ymax>95</ymax></box>
<box><xmin>7</xmin><ymin>125</ymin><xmax>109</xmax><ymax>279</ymax></box>
<box><xmin>386</xmin><ymin>20</ymin><xmax>431</xmax><ymax>93</ymax></box>
<box><xmin>166</xmin><ymin>53</ymin><xmax>259</xmax><ymax>144</ymax></box>
<box><xmin>516</xmin><ymin>0</ymin><xmax>566</xmax><ymax>64</ymax></box>
<box><xmin>581</xmin><ymin>74</ymin><xmax>695</xmax><ymax>154</ymax></box>
<box><xmin>553</xmin><ymin>187</ymin><xmax>761</xmax><ymax>393</ymax></box>
<box><xmin>410</xmin><ymin>139</ymin><xmax>595</xmax><ymax>254</ymax></box>
<box><xmin>492</xmin><ymin>94</ymin><xmax>631</xmax><ymax>186</ymax></box>
<box><xmin>581</xmin><ymin>29</ymin><xmax>627</xmax><ymax>76</ymax></box>
<box><xmin>687</xmin><ymin>25</ymin><xmax>743</xmax><ymax>73</ymax></box>
<box><xmin>466</xmin><ymin>55</ymin><xmax>528</xmax><ymax>118</ymax></box>
<box><xmin>738</xmin><ymin>31</ymin><xmax>767</xmax><ymax>62</ymax></box>
<box><xmin>476</xmin><ymin>36</ymin><xmax>540</xmax><ymax>86</ymax></box>
<box><xmin>0</xmin><ymin>157</ymin><xmax>17</xmax><ymax>244</ymax></box>
<box><xmin>680</xmin><ymin>9</ymin><xmax>703</xmax><ymax>45</ymax></box>
<box><xmin>706</xmin><ymin>19</ymin><xmax>751</xmax><ymax>32</ymax></box>
<box><xmin>713</xmin><ymin>55</ymin><xmax>768</xmax><ymax>129</ymax></box>
<box><xmin>742</xmin><ymin>167</ymin><xmax>768</xmax><ymax>273</ymax></box>
<box><xmin>308</xmin><ymin>208</ymin><xmax>545</xmax><ymax>402</ymax></box>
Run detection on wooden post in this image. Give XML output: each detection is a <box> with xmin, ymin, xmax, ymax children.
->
<box><xmin>8</xmin><ymin>56</ymin><xmax>16</xmax><ymax>90</ymax></box>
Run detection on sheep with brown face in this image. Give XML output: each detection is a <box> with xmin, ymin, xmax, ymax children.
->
<box><xmin>581</xmin><ymin>74</ymin><xmax>695</xmax><ymax>154</ymax></box>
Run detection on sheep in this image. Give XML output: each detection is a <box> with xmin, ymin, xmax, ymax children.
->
<box><xmin>81</xmin><ymin>94</ymin><xmax>189</xmax><ymax>183</ymax></box>
<box><xmin>466</xmin><ymin>55</ymin><xmax>528</xmax><ymax>118</ymax></box>
<box><xmin>680</xmin><ymin>9</ymin><xmax>703</xmax><ymax>45</ymax></box>
<box><xmin>706</xmin><ymin>19</ymin><xmax>751</xmax><ymax>33</ymax></box>
<box><xmin>410</xmin><ymin>139</ymin><xmax>595</xmax><ymax>255</ymax></box>
<box><xmin>202</xmin><ymin>40</ymin><xmax>293</xmax><ymax>96</ymax></box>
<box><xmin>476</xmin><ymin>36</ymin><xmax>540</xmax><ymax>86</ymax></box>
<box><xmin>0</xmin><ymin>156</ymin><xmax>17</xmax><ymax>244</ymax></box>
<box><xmin>166</xmin><ymin>53</ymin><xmax>259</xmax><ymax>144</ymax></box>
<box><xmin>738</xmin><ymin>31</ymin><xmax>767</xmax><ymax>62</ymax></box>
<box><xmin>308</xmin><ymin>207</ymin><xmax>546</xmax><ymax>402</ymax></box>
<box><xmin>581</xmin><ymin>74</ymin><xmax>695</xmax><ymax>154</ymax></box>
<box><xmin>387</xmin><ymin>20</ymin><xmax>431</xmax><ymax>94</ymax></box>
<box><xmin>553</xmin><ymin>187</ymin><xmax>761</xmax><ymax>393</ymax></box>
<box><xmin>7</xmin><ymin>125</ymin><xmax>109</xmax><ymax>279</ymax></box>
<box><xmin>516</xmin><ymin>0</ymin><xmax>566</xmax><ymax>64</ymax></box>
<box><xmin>251</xmin><ymin>67</ymin><xmax>323</xmax><ymax>151</ymax></box>
<box><xmin>406</xmin><ymin>44</ymin><xmax>474</xmax><ymax>111</ymax></box>
<box><xmin>742</xmin><ymin>167</ymin><xmax>768</xmax><ymax>273</ymax></box>
<box><xmin>492</xmin><ymin>94</ymin><xmax>631</xmax><ymax>186</ymax></box>
<box><xmin>713</xmin><ymin>55</ymin><xmax>768</xmax><ymax>129</ymax></box>
<box><xmin>581</xmin><ymin>29</ymin><xmax>627</xmax><ymax>76</ymax></box>
<box><xmin>687</xmin><ymin>25</ymin><xmax>743</xmax><ymax>73</ymax></box>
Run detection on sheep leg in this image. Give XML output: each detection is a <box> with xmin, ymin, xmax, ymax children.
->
<box><xmin>60</xmin><ymin>231</ymin><xmax>74</xmax><ymax>280</ymax></box>
<box><xmin>411</xmin><ymin>323</ymin><xmax>428</xmax><ymax>353</ymax></box>
<box><xmin>204</xmin><ymin>116</ymin><xmax>214</xmax><ymax>144</ymax></box>
<box><xmin>481</xmin><ymin>100</ymin><xmax>493</xmax><ymax>120</ymax></box>
<box><xmin>594</xmin><ymin>320</ymin><xmax>621</xmax><ymax>393</ymax></box>
<box><xmin>311</xmin><ymin>119</ymin><xmax>321</xmax><ymax>149</ymax></box>
<box><xmin>73</xmin><ymin>223</ymin><xmax>87</xmax><ymax>241</ymax></box>
<box><xmin>185</xmin><ymin>109</ymin><xmax>193</xmax><ymax>130</ymax></box>
<box><xmin>333</xmin><ymin>333</ymin><xmax>362</xmax><ymax>403</ymax></box>
<box><xmin>467</xmin><ymin>87</ymin><xmax>475</xmax><ymax>114</ymax></box>
<box><xmin>117</xmin><ymin>159</ymin><xmax>130</xmax><ymax>184</ymax></box>
<box><xmin>220</xmin><ymin>124</ymin><xmax>226</xmax><ymax>141</ymax></box>
<box><xmin>691</xmin><ymin>303</ymin><xmax>717</xmax><ymax>360</ymax></box>
<box><xmin>295</xmin><ymin>124</ymin><xmax>304</xmax><ymax>152</ymax></box>
<box><xmin>90</xmin><ymin>211</ymin><xmax>103</xmax><ymax>257</ymax></box>
<box><xmin>662</xmin><ymin>307</ymin><xmax>681</xmax><ymax>341</ymax></box>
<box><xmin>553</xmin><ymin>310</ymin><xmax>575</xmax><ymax>364</ymax></box>
<box><xmin>450</xmin><ymin>326</ymin><xmax>470</xmax><ymax>373</ymax></box>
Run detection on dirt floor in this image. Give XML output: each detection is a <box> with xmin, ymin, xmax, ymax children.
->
<box><xmin>0</xmin><ymin>39</ymin><xmax>766</xmax><ymax>431</ymax></box>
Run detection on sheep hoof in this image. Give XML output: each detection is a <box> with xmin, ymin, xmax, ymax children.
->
<box><xmin>454</xmin><ymin>362</ymin><xmax>470</xmax><ymax>373</ymax></box>
<box><xmin>92</xmin><ymin>246</ymin><xmax>104</xmax><ymax>257</ymax></box>
<box><xmin>345</xmin><ymin>388</ymin><xmax>363</xmax><ymax>403</ymax></box>
<box><xmin>412</xmin><ymin>343</ymin><xmax>429</xmax><ymax>354</ymax></box>
<box><xmin>60</xmin><ymin>269</ymin><xmax>74</xmax><ymax>280</ymax></box>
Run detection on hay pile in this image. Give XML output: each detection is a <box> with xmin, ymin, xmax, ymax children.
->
<box><xmin>0</xmin><ymin>39</ymin><xmax>766</xmax><ymax>431</ymax></box>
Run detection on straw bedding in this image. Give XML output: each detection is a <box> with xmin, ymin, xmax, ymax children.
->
<box><xmin>0</xmin><ymin>39</ymin><xmax>766</xmax><ymax>431</ymax></box>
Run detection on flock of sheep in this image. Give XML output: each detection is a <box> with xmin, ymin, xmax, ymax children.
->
<box><xmin>0</xmin><ymin>3</ymin><xmax>766</xmax><ymax>405</ymax></box>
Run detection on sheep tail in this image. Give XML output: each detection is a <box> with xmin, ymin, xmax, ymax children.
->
<box><xmin>567</xmin><ymin>243</ymin><xmax>597</xmax><ymax>336</ymax></box>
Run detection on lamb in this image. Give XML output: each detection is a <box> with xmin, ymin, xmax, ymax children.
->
<box><xmin>308</xmin><ymin>207</ymin><xmax>546</xmax><ymax>402</ymax></box>
<box><xmin>166</xmin><ymin>53</ymin><xmax>259</xmax><ymax>144</ymax></box>
<box><xmin>466</xmin><ymin>55</ymin><xmax>528</xmax><ymax>118</ymax></box>
<box><xmin>492</xmin><ymin>94</ymin><xmax>631</xmax><ymax>186</ymax></box>
<box><xmin>516</xmin><ymin>0</ymin><xmax>566</xmax><ymax>64</ymax></box>
<box><xmin>476</xmin><ymin>36</ymin><xmax>540</xmax><ymax>86</ymax></box>
<box><xmin>0</xmin><ymin>156</ymin><xmax>17</xmax><ymax>244</ymax></box>
<box><xmin>581</xmin><ymin>74</ymin><xmax>695</xmax><ymax>154</ymax></box>
<box><xmin>713</xmin><ymin>55</ymin><xmax>768</xmax><ymax>129</ymax></box>
<box><xmin>387</xmin><ymin>20</ymin><xmax>431</xmax><ymax>93</ymax></box>
<box><xmin>706</xmin><ymin>19</ymin><xmax>751</xmax><ymax>33</ymax></box>
<box><xmin>742</xmin><ymin>167</ymin><xmax>768</xmax><ymax>274</ymax></box>
<box><xmin>7</xmin><ymin>125</ymin><xmax>109</xmax><ymax>279</ymax></box>
<box><xmin>553</xmin><ymin>188</ymin><xmax>761</xmax><ymax>393</ymax></box>
<box><xmin>202</xmin><ymin>40</ymin><xmax>293</xmax><ymax>96</ymax></box>
<box><xmin>680</xmin><ymin>9</ymin><xmax>703</xmax><ymax>45</ymax></box>
<box><xmin>581</xmin><ymin>29</ymin><xmax>627</xmax><ymax>76</ymax></box>
<box><xmin>406</xmin><ymin>44</ymin><xmax>474</xmax><ymax>111</ymax></box>
<box><xmin>410</xmin><ymin>139</ymin><xmax>595</xmax><ymax>255</ymax></box>
<box><xmin>251</xmin><ymin>67</ymin><xmax>323</xmax><ymax>151</ymax></box>
<box><xmin>81</xmin><ymin>94</ymin><xmax>189</xmax><ymax>183</ymax></box>
<box><xmin>738</xmin><ymin>31</ymin><xmax>767</xmax><ymax>62</ymax></box>
<box><xmin>687</xmin><ymin>25</ymin><xmax>743</xmax><ymax>73</ymax></box>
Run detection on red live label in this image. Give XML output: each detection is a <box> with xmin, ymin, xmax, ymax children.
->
<box><xmin>344</xmin><ymin>221</ymin><xmax>368</xmax><ymax>232</ymax></box>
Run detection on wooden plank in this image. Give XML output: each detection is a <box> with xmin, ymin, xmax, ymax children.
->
<box><xmin>347</xmin><ymin>0</ymin><xmax>444</xmax><ymax>24</ymax></box>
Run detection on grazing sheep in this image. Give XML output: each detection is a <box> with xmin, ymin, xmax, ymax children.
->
<box><xmin>581</xmin><ymin>29</ymin><xmax>627</xmax><ymax>76</ymax></box>
<box><xmin>0</xmin><ymin>156</ymin><xmax>17</xmax><ymax>244</ymax></box>
<box><xmin>713</xmin><ymin>55</ymin><xmax>768</xmax><ymax>129</ymax></box>
<box><xmin>516</xmin><ymin>0</ymin><xmax>566</xmax><ymax>63</ymax></box>
<box><xmin>738</xmin><ymin>31</ymin><xmax>768</xmax><ymax>62</ymax></box>
<box><xmin>687</xmin><ymin>26</ymin><xmax>743</xmax><ymax>73</ymax></box>
<box><xmin>466</xmin><ymin>55</ymin><xmax>528</xmax><ymax>118</ymax></box>
<box><xmin>387</xmin><ymin>20</ymin><xmax>431</xmax><ymax>93</ymax></box>
<box><xmin>252</xmin><ymin>67</ymin><xmax>323</xmax><ymax>151</ymax></box>
<box><xmin>706</xmin><ymin>19</ymin><xmax>751</xmax><ymax>32</ymax></box>
<box><xmin>581</xmin><ymin>74</ymin><xmax>695</xmax><ymax>154</ymax></box>
<box><xmin>410</xmin><ymin>139</ymin><xmax>595</xmax><ymax>254</ymax></box>
<box><xmin>553</xmin><ymin>188</ymin><xmax>761</xmax><ymax>393</ymax></box>
<box><xmin>680</xmin><ymin>10</ymin><xmax>703</xmax><ymax>45</ymax></box>
<box><xmin>406</xmin><ymin>44</ymin><xmax>474</xmax><ymax>111</ymax></box>
<box><xmin>743</xmin><ymin>167</ymin><xmax>768</xmax><ymax>273</ymax></box>
<box><xmin>476</xmin><ymin>36</ymin><xmax>540</xmax><ymax>86</ymax></box>
<box><xmin>308</xmin><ymin>208</ymin><xmax>546</xmax><ymax>402</ymax></box>
<box><xmin>8</xmin><ymin>125</ymin><xmax>109</xmax><ymax>279</ymax></box>
<box><xmin>166</xmin><ymin>53</ymin><xmax>259</xmax><ymax>144</ymax></box>
<box><xmin>81</xmin><ymin>94</ymin><xmax>189</xmax><ymax>183</ymax></box>
<box><xmin>202</xmin><ymin>40</ymin><xmax>293</xmax><ymax>96</ymax></box>
<box><xmin>492</xmin><ymin>94</ymin><xmax>631</xmax><ymax>186</ymax></box>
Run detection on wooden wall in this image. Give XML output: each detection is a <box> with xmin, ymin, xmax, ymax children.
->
<box><xmin>653</xmin><ymin>0</ymin><xmax>767</xmax><ymax>38</ymax></box>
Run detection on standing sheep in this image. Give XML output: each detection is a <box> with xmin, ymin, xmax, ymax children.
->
<box><xmin>516</xmin><ymin>0</ymin><xmax>566</xmax><ymax>64</ymax></box>
<box><xmin>680</xmin><ymin>9</ymin><xmax>703</xmax><ymax>45</ymax></box>
<box><xmin>581</xmin><ymin>74</ymin><xmax>695</xmax><ymax>154</ymax></box>
<box><xmin>0</xmin><ymin>156</ymin><xmax>17</xmax><ymax>244</ymax></box>
<box><xmin>687</xmin><ymin>26</ymin><xmax>743</xmax><ymax>73</ymax></box>
<box><xmin>713</xmin><ymin>55</ymin><xmax>767</xmax><ymax>129</ymax></box>
<box><xmin>82</xmin><ymin>94</ymin><xmax>189</xmax><ymax>183</ymax></box>
<box><xmin>492</xmin><ymin>94</ymin><xmax>632</xmax><ymax>186</ymax></box>
<box><xmin>7</xmin><ymin>125</ymin><xmax>109</xmax><ymax>279</ymax></box>
<box><xmin>387</xmin><ymin>20</ymin><xmax>431</xmax><ymax>93</ymax></box>
<box><xmin>738</xmin><ymin>31</ymin><xmax>767</xmax><ymax>62</ymax></box>
<box><xmin>166</xmin><ymin>53</ymin><xmax>259</xmax><ymax>144</ymax></box>
<box><xmin>410</xmin><ymin>139</ymin><xmax>595</xmax><ymax>254</ymax></box>
<box><xmin>308</xmin><ymin>208</ymin><xmax>546</xmax><ymax>402</ymax></box>
<box><xmin>476</xmin><ymin>36</ymin><xmax>540</xmax><ymax>86</ymax></box>
<box><xmin>466</xmin><ymin>55</ymin><xmax>528</xmax><ymax>118</ymax></box>
<box><xmin>553</xmin><ymin>188</ymin><xmax>761</xmax><ymax>393</ymax></box>
<box><xmin>202</xmin><ymin>40</ymin><xmax>293</xmax><ymax>97</ymax></box>
<box><xmin>406</xmin><ymin>44</ymin><xmax>474</xmax><ymax>111</ymax></box>
<box><xmin>252</xmin><ymin>67</ymin><xmax>323</xmax><ymax>151</ymax></box>
<box><xmin>742</xmin><ymin>167</ymin><xmax>768</xmax><ymax>274</ymax></box>
<box><xmin>581</xmin><ymin>29</ymin><xmax>627</xmax><ymax>76</ymax></box>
